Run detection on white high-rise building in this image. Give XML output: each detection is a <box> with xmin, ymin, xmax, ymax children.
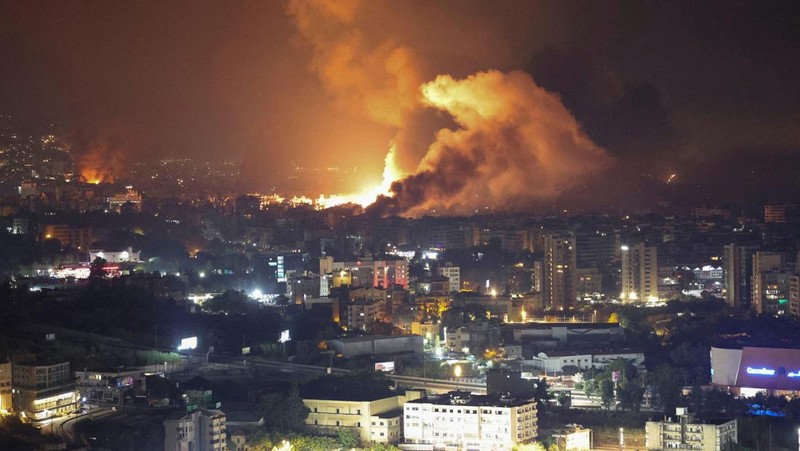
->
<box><xmin>620</xmin><ymin>243</ymin><xmax>658</xmax><ymax>302</ymax></box>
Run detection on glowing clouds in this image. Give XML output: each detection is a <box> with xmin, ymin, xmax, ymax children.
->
<box><xmin>371</xmin><ymin>70</ymin><xmax>611</xmax><ymax>215</ymax></box>
<box><xmin>286</xmin><ymin>0</ymin><xmax>421</xmax><ymax>127</ymax></box>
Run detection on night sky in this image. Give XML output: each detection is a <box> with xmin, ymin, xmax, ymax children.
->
<box><xmin>1</xmin><ymin>0</ymin><xmax>798</xmax><ymax>208</ymax></box>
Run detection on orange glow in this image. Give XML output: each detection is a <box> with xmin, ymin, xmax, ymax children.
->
<box><xmin>315</xmin><ymin>144</ymin><xmax>403</xmax><ymax>208</ymax></box>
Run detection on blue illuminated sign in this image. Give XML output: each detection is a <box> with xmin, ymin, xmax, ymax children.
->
<box><xmin>788</xmin><ymin>371</ymin><xmax>800</xmax><ymax>378</ymax></box>
<box><xmin>746</xmin><ymin>367</ymin><xmax>776</xmax><ymax>376</ymax></box>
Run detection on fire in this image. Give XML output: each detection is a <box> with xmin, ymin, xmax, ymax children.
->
<box><xmin>80</xmin><ymin>168</ymin><xmax>106</xmax><ymax>185</ymax></box>
<box><xmin>316</xmin><ymin>144</ymin><xmax>404</xmax><ymax>208</ymax></box>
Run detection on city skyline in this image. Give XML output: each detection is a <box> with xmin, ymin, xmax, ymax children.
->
<box><xmin>1</xmin><ymin>1</ymin><xmax>798</xmax><ymax>212</ymax></box>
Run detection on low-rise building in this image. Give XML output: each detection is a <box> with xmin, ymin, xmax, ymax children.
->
<box><xmin>328</xmin><ymin>335</ymin><xmax>423</xmax><ymax>359</ymax></box>
<box><xmin>527</xmin><ymin>350</ymin><xmax>644</xmax><ymax>375</ymax></box>
<box><xmin>0</xmin><ymin>361</ymin><xmax>11</xmax><ymax>414</ymax></box>
<box><xmin>402</xmin><ymin>391</ymin><xmax>537</xmax><ymax>451</ymax></box>
<box><xmin>303</xmin><ymin>390</ymin><xmax>423</xmax><ymax>444</ymax></box>
<box><xmin>645</xmin><ymin>408</ymin><xmax>736</xmax><ymax>451</ymax></box>
<box><xmin>12</xmin><ymin>361</ymin><xmax>79</xmax><ymax>423</ymax></box>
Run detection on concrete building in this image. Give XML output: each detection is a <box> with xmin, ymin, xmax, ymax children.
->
<box><xmin>529</xmin><ymin>350</ymin><xmax>645</xmax><ymax>375</ymax></box>
<box><xmin>12</xmin><ymin>361</ymin><xmax>79</xmax><ymax>423</ymax></box>
<box><xmin>552</xmin><ymin>424</ymin><xmax>592</xmax><ymax>451</ymax></box>
<box><xmin>164</xmin><ymin>409</ymin><xmax>227</xmax><ymax>451</ymax></box>
<box><xmin>303</xmin><ymin>390</ymin><xmax>423</xmax><ymax>444</ymax></box>
<box><xmin>620</xmin><ymin>243</ymin><xmax>658</xmax><ymax>302</ymax></box>
<box><xmin>88</xmin><ymin>247</ymin><xmax>141</xmax><ymax>263</ymax></box>
<box><xmin>40</xmin><ymin>224</ymin><xmax>93</xmax><ymax>250</ymax></box>
<box><xmin>0</xmin><ymin>361</ymin><xmax>11</xmax><ymax>414</ymax></box>
<box><xmin>402</xmin><ymin>391</ymin><xmax>538</xmax><ymax>450</ymax></box>
<box><xmin>437</xmin><ymin>265</ymin><xmax>461</xmax><ymax>292</ymax></box>
<box><xmin>543</xmin><ymin>232</ymin><xmax>577</xmax><ymax>311</ymax></box>
<box><xmin>327</xmin><ymin>335</ymin><xmax>423</xmax><ymax>358</ymax></box>
<box><xmin>751</xmin><ymin>251</ymin><xmax>785</xmax><ymax>314</ymax></box>
<box><xmin>332</xmin><ymin>259</ymin><xmax>409</xmax><ymax>289</ymax></box>
<box><xmin>106</xmin><ymin>188</ymin><xmax>142</xmax><ymax>213</ymax></box>
<box><xmin>724</xmin><ymin>243</ymin><xmax>758</xmax><ymax>309</ymax></box>
<box><xmin>645</xmin><ymin>408</ymin><xmax>736</xmax><ymax>451</ymax></box>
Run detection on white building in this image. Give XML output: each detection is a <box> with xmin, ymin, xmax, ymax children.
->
<box><xmin>304</xmin><ymin>390</ymin><xmax>423</xmax><ymax>444</ymax></box>
<box><xmin>529</xmin><ymin>350</ymin><xmax>645</xmax><ymax>375</ymax></box>
<box><xmin>645</xmin><ymin>408</ymin><xmax>736</xmax><ymax>451</ymax></box>
<box><xmin>106</xmin><ymin>188</ymin><xmax>142</xmax><ymax>213</ymax></box>
<box><xmin>402</xmin><ymin>392</ymin><xmax>537</xmax><ymax>451</ymax></box>
<box><xmin>164</xmin><ymin>409</ymin><xmax>226</xmax><ymax>451</ymax></box>
<box><xmin>620</xmin><ymin>243</ymin><xmax>658</xmax><ymax>302</ymax></box>
<box><xmin>437</xmin><ymin>265</ymin><xmax>461</xmax><ymax>292</ymax></box>
<box><xmin>89</xmin><ymin>247</ymin><xmax>141</xmax><ymax>263</ymax></box>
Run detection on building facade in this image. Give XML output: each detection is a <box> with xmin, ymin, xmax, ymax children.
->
<box><xmin>303</xmin><ymin>390</ymin><xmax>423</xmax><ymax>444</ymax></box>
<box><xmin>164</xmin><ymin>409</ymin><xmax>227</xmax><ymax>451</ymax></box>
<box><xmin>645</xmin><ymin>408</ymin><xmax>736</xmax><ymax>451</ymax></box>
<box><xmin>543</xmin><ymin>232</ymin><xmax>577</xmax><ymax>311</ymax></box>
<box><xmin>403</xmin><ymin>392</ymin><xmax>538</xmax><ymax>450</ymax></box>
<box><xmin>12</xmin><ymin>361</ymin><xmax>79</xmax><ymax>422</ymax></box>
<box><xmin>620</xmin><ymin>243</ymin><xmax>658</xmax><ymax>302</ymax></box>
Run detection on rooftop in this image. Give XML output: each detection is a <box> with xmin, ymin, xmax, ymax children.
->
<box><xmin>408</xmin><ymin>391</ymin><xmax>535</xmax><ymax>408</ymax></box>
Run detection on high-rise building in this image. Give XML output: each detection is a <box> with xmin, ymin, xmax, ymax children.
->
<box><xmin>751</xmin><ymin>251</ymin><xmax>784</xmax><ymax>314</ymax></box>
<box><xmin>620</xmin><ymin>243</ymin><xmax>658</xmax><ymax>302</ymax></box>
<box><xmin>543</xmin><ymin>232</ymin><xmax>577</xmax><ymax>311</ymax></box>
<box><xmin>724</xmin><ymin>244</ymin><xmax>758</xmax><ymax>309</ymax></box>
<box><xmin>790</xmin><ymin>275</ymin><xmax>800</xmax><ymax>319</ymax></box>
<box><xmin>438</xmin><ymin>265</ymin><xmax>461</xmax><ymax>292</ymax></box>
<box><xmin>764</xmin><ymin>203</ymin><xmax>795</xmax><ymax>224</ymax></box>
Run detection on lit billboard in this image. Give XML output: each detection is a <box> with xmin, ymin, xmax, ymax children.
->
<box><xmin>711</xmin><ymin>345</ymin><xmax>800</xmax><ymax>391</ymax></box>
<box><xmin>178</xmin><ymin>336</ymin><xmax>198</xmax><ymax>351</ymax></box>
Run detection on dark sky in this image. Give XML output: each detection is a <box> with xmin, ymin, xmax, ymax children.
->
<box><xmin>1</xmin><ymin>0</ymin><xmax>798</xmax><ymax>203</ymax></box>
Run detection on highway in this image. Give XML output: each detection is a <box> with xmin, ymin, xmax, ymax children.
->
<box><xmin>245</xmin><ymin>358</ymin><xmax>487</xmax><ymax>394</ymax></box>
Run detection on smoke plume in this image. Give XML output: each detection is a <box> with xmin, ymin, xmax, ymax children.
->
<box><xmin>286</xmin><ymin>0</ymin><xmax>421</xmax><ymax>128</ymax></box>
<box><xmin>287</xmin><ymin>2</ymin><xmax>611</xmax><ymax>216</ymax></box>
<box><xmin>370</xmin><ymin>70</ymin><xmax>611</xmax><ymax>215</ymax></box>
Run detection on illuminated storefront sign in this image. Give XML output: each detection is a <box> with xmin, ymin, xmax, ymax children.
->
<box><xmin>788</xmin><ymin>371</ymin><xmax>800</xmax><ymax>378</ymax></box>
<box><xmin>746</xmin><ymin>367</ymin><xmax>776</xmax><ymax>376</ymax></box>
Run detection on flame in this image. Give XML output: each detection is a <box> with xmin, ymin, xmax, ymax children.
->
<box><xmin>316</xmin><ymin>144</ymin><xmax>404</xmax><ymax>208</ymax></box>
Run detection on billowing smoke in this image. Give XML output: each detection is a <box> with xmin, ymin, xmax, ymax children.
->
<box><xmin>286</xmin><ymin>0</ymin><xmax>421</xmax><ymax>128</ymax></box>
<box><xmin>67</xmin><ymin>128</ymin><xmax>134</xmax><ymax>184</ymax></box>
<box><xmin>370</xmin><ymin>70</ymin><xmax>611</xmax><ymax>215</ymax></box>
<box><xmin>287</xmin><ymin>2</ymin><xmax>611</xmax><ymax>216</ymax></box>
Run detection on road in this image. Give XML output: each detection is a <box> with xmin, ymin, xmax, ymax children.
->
<box><xmin>245</xmin><ymin>358</ymin><xmax>487</xmax><ymax>394</ymax></box>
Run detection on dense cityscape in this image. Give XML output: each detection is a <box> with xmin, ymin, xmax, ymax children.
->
<box><xmin>1</xmin><ymin>1</ymin><xmax>799</xmax><ymax>450</ymax></box>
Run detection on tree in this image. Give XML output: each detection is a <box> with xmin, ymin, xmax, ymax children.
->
<box><xmin>257</xmin><ymin>388</ymin><xmax>309</xmax><ymax>432</ymax></box>
<box><xmin>337</xmin><ymin>428</ymin><xmax>360</xmax><ymax>449</ymax></box>
<box><xmin>618</xmin><ymin>381</ymin><xmax>645</xmax><ymax>411</ymax></box>
<box><xmin>600</xmin><ymin>379</ymin><xmax>615</xmax><ymax>409</ymax></box>
<box><xmin>533</xmin><ymin>378</ymin><xmax>552</xmax><ymax>411</ymax></box>
<box><xmin>89</xmin><ymin>256</ymin><xmax>109</xmax><ymax>280</ymax></box>
<box><xmin>652</xmin><ymin>365</ymin><xmax>684</xmax><ymax>415</ymax></box>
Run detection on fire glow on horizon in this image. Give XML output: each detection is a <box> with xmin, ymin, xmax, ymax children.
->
<box><xmin>285</xmin><ymin>0</ymin><xmax>611</xmax><ymax>216</ymax></box>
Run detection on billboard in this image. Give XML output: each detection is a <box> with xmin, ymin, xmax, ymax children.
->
<box><xmin>178</xmin><ymin>336</ymin><xmax>198</xmax><ymax>351</ymax></box>
<box><xmin>712</xmin><ymin>345</ymin><xmax>800</xmax><ymax>391</ymax></box>
<box><xmin>375</xmin><ymin>361</ymin><xmax>395</xmax><ymax>373</ymax></box>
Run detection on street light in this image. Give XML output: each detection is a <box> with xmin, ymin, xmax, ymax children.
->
<box><xmin>454</xmin><ymin>365</ymin><xmax>462</xmax><ymax>392</ymax></box>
